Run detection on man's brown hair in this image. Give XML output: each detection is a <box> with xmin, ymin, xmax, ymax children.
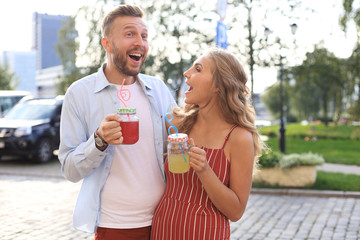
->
<box><xmin>102</xmin><ymin>5</ymin><xmax>144</xmax><ymax>37</ymax></box>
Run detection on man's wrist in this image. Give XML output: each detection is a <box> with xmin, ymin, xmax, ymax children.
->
<box><xmin>94</xmin><ymin>128</ymin><xmax>108</xmax><ymax>151</ymax></box>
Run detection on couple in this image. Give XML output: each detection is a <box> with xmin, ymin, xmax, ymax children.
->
<box><xmin>58</xmin><ymin>4</ymin><xmax>263</xmax><ymax>240</ymax></box>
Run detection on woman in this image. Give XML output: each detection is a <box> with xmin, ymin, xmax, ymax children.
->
<box><xmin>151</xmin><ymin>48</ymin><xmax>264</xmax><ymax>240</ymax></box>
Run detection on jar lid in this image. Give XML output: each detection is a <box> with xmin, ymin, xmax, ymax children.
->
<box><xmin>168</xmin><ymin>133</ymin><xmax>188</xmax><ymax>142</ymax></box>
<box><xmin>118</xmin><ymin>108</ymin><xmax>136</xmax><ymax>114</ymax></box>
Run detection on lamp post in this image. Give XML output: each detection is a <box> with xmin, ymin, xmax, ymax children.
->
<box><xmin>264</xmin><ymin>23</ymin><xmax>297</xmax><ymax>153</ymax></box>
<box><xmin>279</xmin><ymin>55</ymin><xmax>285</xmax><ymax>153</ymax></box>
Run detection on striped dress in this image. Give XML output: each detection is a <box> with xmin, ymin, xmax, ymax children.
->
<box><xmin>151</xmin><ymin>126</ymin><xmax>237</xmax><ymax>240</ymax></box>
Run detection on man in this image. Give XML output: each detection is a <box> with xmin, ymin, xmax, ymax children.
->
<box><xmin>58</xmin><ymin>5</ymin><xmax>175</xmax><ymax>239</ymax></box>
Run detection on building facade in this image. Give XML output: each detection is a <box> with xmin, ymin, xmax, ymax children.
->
<box><xmin>32</xmin><ymin>12</ymin><xmax>68</xmax><ymax>70</ymax></box>
<box><xmin>32</xmin><ymin>12</ymin><xmax>70</xmax><ymax>96</ymax></box>
<box><xmin>1</xmin><ymin>51</ymin><xmax>37</xmax><ymax>94</ymax></box>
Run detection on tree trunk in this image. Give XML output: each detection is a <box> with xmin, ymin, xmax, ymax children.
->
<box><xmin>322</xmin><ymin>93</ymin><xmax>329</xmax><ymax>126</ymax></box>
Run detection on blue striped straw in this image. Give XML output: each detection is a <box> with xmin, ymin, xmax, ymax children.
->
<box><xmin>165</xmin><ymin>103</ymin><xmax>187</xmax><ymax>163</ymax></box>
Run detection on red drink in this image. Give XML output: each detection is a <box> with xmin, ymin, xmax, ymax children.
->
<box><xmin>120</xmin><ymin>121</ymin><xmax>139</xmax><ymax>144</ymax></box>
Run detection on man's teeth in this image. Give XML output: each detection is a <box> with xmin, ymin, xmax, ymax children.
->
<box><xmin>129</xmin><ymin>54</ymin><xmax>141</xmax><ymax>61</ymax></box>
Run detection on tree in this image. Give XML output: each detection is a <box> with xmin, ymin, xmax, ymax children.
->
<box><xmin>55</xmin><ymin>0</ymin><xmax>115</xmax><ymax>94</ymax></box>
<box><xmin>340</xmin><ymin>0</ymin><xmax>360</xmax><ymax>120</ymax></box>
<box><xmin>345</xmin><ymin>43</ymin><xmax>360</xmax><ymax>120</ymax></box>
<box><xmin>55</xmin><ymin>16</ymin><xmax>84</xmax><ymax>94</ymax></box>
<box><xmin>227</xmin><ymin>0</ymin><xmax>303</xmax><ymax>101</ymax></box>
<box><xmin>260</xmin><ymin>80</ymin><xmax>294</xmax><ymax>122</ymax></box>
<box><xmin>140</xmin><ymin>0</ymin><xmax>217</xmax><ymax>102</ymax></box>
<box><xmin>55</xmin><ymin>0</ymin><xmax>215</xmax><ymax>102</ymax></box>
<box><xmin>55</xmin><ymin>0</ymin><xmax>308</xmax><ymax>106</ymax></box>
<box><xmin>0</xmin><ymin>61</ymin><xmax>17</xmax><ymax>90</ymax></box>
<box><xmin>290</xmin><ymin>47</ymin><xmax>345</xmax><ymax>125</ymax></box>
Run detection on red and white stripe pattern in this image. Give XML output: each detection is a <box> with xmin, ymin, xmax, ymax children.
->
<box><xmin>151</xmin><ymin>126</ymin><xmax>236</xmax><ymax>240</ymax></box>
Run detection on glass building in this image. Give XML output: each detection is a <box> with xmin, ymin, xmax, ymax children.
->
<box><xmin>32</xmin><ymin>12</ymin><xmax>69</xmax><ymax>70</ymax></box>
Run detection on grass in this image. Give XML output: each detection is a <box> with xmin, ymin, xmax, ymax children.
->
<box><xmin>265</xmin><ymin>138</ymin><xmax>360</xmax><ymax>166</ymax></box>
<box><xmin>258</xmin><ymin>122</ymin><xmax>360</xmax><ymax>166</ymax></box>
<box><xmin>258</xmin><ymin>122</ymin><xmax>360</xmax><ymax>140</ymax></box>
<box><xmin>252</xmin><ymin>171</ymin><xmax>360</xmax><ymax>192</ymax></box>
<box><xmin>255</xmin><ymin>122</ymin><xmax>360</xmax><ymax>192</ymax></box>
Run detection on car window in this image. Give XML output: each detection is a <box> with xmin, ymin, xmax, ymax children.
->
<box><xmin>4</xmin><ymin>100</ymin><xmax>57</xmax><ymax>120</ymax></box>
<box><xmin>0</xmin><ymin>96</ymin><xmax>25</xmax><ymax>116</ymax></box>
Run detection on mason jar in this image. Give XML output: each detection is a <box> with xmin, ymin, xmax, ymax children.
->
<box><xmin>167</xmin><ymin>133</ymin><xmax>190</xmax><ymax>173</ymax></box>
<box><xmin>117</xmin><ymin>108</ymin><xmax>139</xmax><ymax>144</ymax></box>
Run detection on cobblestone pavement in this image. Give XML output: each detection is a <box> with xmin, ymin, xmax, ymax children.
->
<box><xmin>0</xmin><ymin>158</ymin><xmax>359</xmax><ymax>240</ymax></box>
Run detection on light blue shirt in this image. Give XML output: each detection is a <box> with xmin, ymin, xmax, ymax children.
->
<box><xmin>58</xmin><ymin>64</ymin><xmax>175</xmax><ymax>233</ymax></box>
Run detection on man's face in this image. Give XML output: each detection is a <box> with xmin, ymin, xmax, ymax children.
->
<box><xmin>107</xmin><ymin>16</ymin><xmax>149</xmax><ymax>76</ymax></box>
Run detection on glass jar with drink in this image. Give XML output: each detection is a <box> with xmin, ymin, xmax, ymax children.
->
<box><xmin>167</xmin><ymin>133</ymin><xmax>190</xmax><ymax>173</ymax></box>
<box><xmin>117</xmin><ymin>108</ymin><xmax>139</xmax><ymax>144</ymax></box>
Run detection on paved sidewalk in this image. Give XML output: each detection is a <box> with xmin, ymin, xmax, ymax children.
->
<box><xmin>0</xmin><ymin>158</ymin><xmax>359</xmax><ymax>239</ymax></box>
<box><xmin>0</xmin><ymin>175</ymin><xmax>359</xmax><ymax>240</ymax></box>
<box><xmin>317</xmin><ymin>163</ymin><xmax>360</xmax><ymax>176</ymax></box>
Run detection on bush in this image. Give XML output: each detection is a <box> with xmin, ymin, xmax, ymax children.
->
<box><xmin>279</xmin><ymin>152</ymin><xmax>325</xmax><ymax>169</ymax></box>
<box><xmin>258</xmin><ymin>151</ymin><xmax>324</xmax><ymax>170</ymax></box>
<box><xmin>258</xmin><ymin>151</ymin><xmax>283</xmax><ymax>168</ymax></box>
<box><xmin>267</xmin><ymin>131</ymin><xmax>277</xmax><ymax>138</ymax></box>
<box><xmin>350</xmin><ymin>128</ymin><xmax>360</xmax><ymax>140</ymax></box>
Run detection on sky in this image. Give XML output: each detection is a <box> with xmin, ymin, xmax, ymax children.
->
<box><xmin>0</xmin><ymin>0</ymin><xmax>87</xmax><ymax>52</ymax></box>
<box><xmin>0</xmin><ymin>0</ymin><xmax>358</xmax><ymax>93</ymax></box>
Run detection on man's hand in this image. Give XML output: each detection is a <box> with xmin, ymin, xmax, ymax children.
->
<box><xmin>97</xmin><ymin>114</ymin><xmax>123</xmax><ymax>145</ymax></box>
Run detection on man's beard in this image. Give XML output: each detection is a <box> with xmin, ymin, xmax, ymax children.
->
<box><xmin>112</xmin><ymin>45</ymin><xmax>144</xmax><ymax>77</ymax></box>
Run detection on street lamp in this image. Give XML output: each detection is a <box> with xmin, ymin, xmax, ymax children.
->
<box><xmin>264</xmin><ymin>23</ymin><xmax>297</xmax><ymax>153</ymax></box>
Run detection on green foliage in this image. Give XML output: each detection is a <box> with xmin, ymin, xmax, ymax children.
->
<box><xmin>139</xmin><ymin>0</ymin><xmax>217</xmax><ymax>102</ymax></box>
<box><xmin>310</xmin><ymin>171</ymin><xmax>360</xmax><ymax>191</ymax></box>
<box><xmin>253</xmin><ymin>171</ymin><xmax>360</xmax><ymax>192</ymax></box>
<box><xmin>258</xmin><ymin>151</ymin><xmax>283</xmax><ymax>168</ymax></box>
<box><xmin>339</xmin><ymin>2</ymin><xmax>360</xmax><ymax>121</ymax></box>
<box><xmin>260</xmin><ymin>81</ymin><xmax>293</xmax><ymax>121</ymax></box>
<box><xmin>265</xmin><ymin>137</ymin><xmax>360</xmax><ymax>166</ymax></box>
<box><xmin>55</xmin><ymin>1</ymin><xmax>108</xmax><ymax>93</ymax></box>
<box><xmin>0</xmin><ymin>61</ymin><xmax>17</xmax><ymax>90</ymax></box>
<box><xmin>260</xmin><ymin>83</ymin><xmax>281</xmax><ymax>119</ymax></box>
<box><xmin>55</xmin><ymin>16</ymin><xmax>83</xmax><ymax>94</ymax></box>
<box><xmin>279</xmin><ymin>152</ymin><xmax>324</xmax><ymax>169</ymax></box>
<box><xmin>351</xmin><ymin>128</ymin><xmax>360</xmax><ymax>140</ymax></box>
<box><xmin>259</xmin><ymin>122</ymin><xmax>359</xmax><ymax>140</ymax></box>
<box><xmin>289</xmin><ymin>47</ymin><xmax>346</xmax><ymax>125</ymax></box>
<box><xmin>261</xmin><ymin>44</ymin><xmax>359</xmax><ymax>123</ymax></box>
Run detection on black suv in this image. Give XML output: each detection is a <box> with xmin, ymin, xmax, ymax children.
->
<box><xmin>0</xmin><ymin>96</ymin><xmax>63</xmax><ymax>163</ymax></box>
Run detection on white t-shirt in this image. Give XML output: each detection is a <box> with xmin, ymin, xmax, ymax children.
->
<box><xmin>99</xmin><ymin>81</ymin><xmax>165</xmax><ymax>228</ymax></box>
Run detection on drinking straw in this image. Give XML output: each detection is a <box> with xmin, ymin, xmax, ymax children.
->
<box><xmin>165</xmin><ymin>103</ymin><xmax>187</xmax><ymax>163</ymax></box>
<box><xmin>165</xmin><ymin>103</ymin><xmax>178</xmax><ymax>136</ymax></box>
<box><xmin>117</xmin><ymin>79</ymin><xmax>131</xmax><ymax>120</ymax></box>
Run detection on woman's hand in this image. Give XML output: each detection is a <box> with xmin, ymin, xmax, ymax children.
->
<box><xmin>188</xmin><ymin>138</ymin><xmax>208</xmax><ymax>172</ymax></box>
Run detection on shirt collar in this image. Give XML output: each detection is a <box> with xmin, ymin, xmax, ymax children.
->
<box><xmin>94</xmin><ymin>63</ymin><xmax>111</xmax><ymax>93</ymax></box>
<box><xmin>94</xmin><ymin>63</ymin><xmax>153</xmax><ymax>93</ymax></box>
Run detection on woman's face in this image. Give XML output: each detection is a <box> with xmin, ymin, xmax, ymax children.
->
<box><xmin>183</xmin><ymin>54</ymin><xmax>218</xmax><ymax>106</ymax></box>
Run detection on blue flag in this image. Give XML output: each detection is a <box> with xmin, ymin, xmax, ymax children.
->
<box><xmin>216</xmin><ymin>20</ymin><xmax>228</xmax><ymax>49</ymax></box>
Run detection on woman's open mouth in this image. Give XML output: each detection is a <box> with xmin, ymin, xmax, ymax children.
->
<box><xmin>185</xmin><ymin>86</ymin><xmax>193</xmax><ymax>94</ymax></box>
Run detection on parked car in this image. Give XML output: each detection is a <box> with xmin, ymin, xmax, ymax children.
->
<box><xmin>0</xmin><ymin>90</ymin><xmax>31</xmax><ymax>118</ymax></box>
<box><xmin>0</xmin><ymin>96</ymin><xmax>63</xmax><ymax>163</ymax></box>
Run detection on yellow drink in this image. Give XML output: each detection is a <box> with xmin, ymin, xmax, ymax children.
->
<box><xmin>168</xmin><ymin>154</ymin><xmax>190</xmax><ymax>173</ymax></box>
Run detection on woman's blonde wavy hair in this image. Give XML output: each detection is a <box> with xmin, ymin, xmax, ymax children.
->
<box><xmin>174</xmin><ymin>47</ymin><xmax>264</xmax><ymax>166</ymax></box>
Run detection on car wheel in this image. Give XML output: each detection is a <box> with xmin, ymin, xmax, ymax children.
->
<box><xmin>36</xmin><ymin>138</ymin><xmax>53</xmax><ymax>163</ymax></box>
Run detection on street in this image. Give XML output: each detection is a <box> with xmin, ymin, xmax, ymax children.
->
<box><xmin>0</xmin><ymin>157</ymin><xmax>359</xmax><ymax>240</ymax></box>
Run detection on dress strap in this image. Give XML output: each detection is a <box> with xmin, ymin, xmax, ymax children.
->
<box><xmin>221</xmin><ymin>125</ymin><xmax>238</xmax><ymax>149</ymax></box>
